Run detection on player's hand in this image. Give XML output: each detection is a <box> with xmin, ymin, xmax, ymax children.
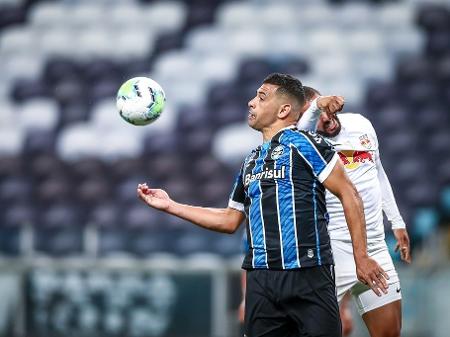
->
<box><xmin>393</xmin><ymin>228</ymin><xmax>411</xmax><ymax>263</ymax></box>
<box><xmin>317</xmin><ymin>95</ymin><xmax>345</xmax><ymax>115</ymax></box>
<box><xmin>137</xmin><ymin>183</ymin><xmax>171</xmax><ymax>211</ymax></box>
<box><xmin>355</xmin><ymin>255</ymin><xmax>389</xmax><ymax>297</ymax></box>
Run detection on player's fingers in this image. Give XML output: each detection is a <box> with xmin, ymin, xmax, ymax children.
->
<box><xmin>405</xmin><ymin>250</ymin><xmax>412</xmax><ymax>263</ymax></box>
<box><xmin>137</xmin><ymin>189</ymin><xmax>150</xmax><ymax>202</ymax></box>
<box><xmin>380</xmin><ymin>267</ymin><xmax>390</xmax><ymax>280</ymax></box>
<box><xmin>401</xmin><ymin>246</ymin><xmax>411</xmax><ymax>263</ymax></box>
<box><xmin>376</xmin><ymin>272</ymin><xmax>389</xmax><ymax>294</ymax></box>
<box><xmin>366</xmin><ymin>278</ymin><xmax>382</xmax><ymax>297</ymax></box>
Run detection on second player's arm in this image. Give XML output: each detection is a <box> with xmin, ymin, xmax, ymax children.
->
<box><xmin>322</xmin><ymin>161</ymin><xmax>389</xmax><ymax>295</ymax></box>
<box><xmin>137</xmin><ymin>185</ymin><xmax>245</xmax><ymax>234</ymax></box>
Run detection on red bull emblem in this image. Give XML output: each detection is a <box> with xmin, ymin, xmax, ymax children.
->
<box><xmin>338</xmin><ymin>150</ymin><xmax>374</xmax><ymax>169</ymax></box>
<box><xmin>359</xmin><ymin>134</ymin><xmax>372</xmax><ymax>149</ymax></box>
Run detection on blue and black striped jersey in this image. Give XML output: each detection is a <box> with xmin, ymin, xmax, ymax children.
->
<box><xmin>229</xmin><ymin>126</ymin><xmax>339</xmax><ymax>270</ymax></box>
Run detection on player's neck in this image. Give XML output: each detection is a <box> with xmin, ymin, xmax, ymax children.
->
<box><xmin>262</xmin><ymin>122</ymin><xmax>294</xmax><ymax>142</ymax></box>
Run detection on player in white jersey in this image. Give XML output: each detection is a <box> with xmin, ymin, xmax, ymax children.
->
<box><xmin>298</xmin><ymin>87</ymin><xmax>411</xmax><ymax>337</ymax></box>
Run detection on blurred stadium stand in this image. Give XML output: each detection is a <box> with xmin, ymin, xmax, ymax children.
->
<box><xmin>0</xmin><ymin>0</ymin><xmax>449</xmax><ymax>263</ymax></box>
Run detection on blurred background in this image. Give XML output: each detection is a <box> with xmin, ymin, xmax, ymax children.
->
<box><xmin>0</xmin><ymin>0</ymin><xmax>450</xmax><ymax>336</ymax></box>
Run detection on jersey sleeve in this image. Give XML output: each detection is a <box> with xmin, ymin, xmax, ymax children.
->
<box><xmin>294</xmin><ymin>131</ymin><xmax>339</xmax><ymax>183</ymax></box>
<box><xmin>296</xmin><ymin>97</ymin><xmax>321</xmax><ymax>131</ymax></box>
<box><xmin>228</xmin><ymin>164</ymin><xmax>245</xmax><ymax>213</ymax></box>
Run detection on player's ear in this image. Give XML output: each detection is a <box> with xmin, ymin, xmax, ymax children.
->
<box><xmin>278</xmin><ymin>104</ymin><xmax>291</xmax><ymax>119</ymax></box>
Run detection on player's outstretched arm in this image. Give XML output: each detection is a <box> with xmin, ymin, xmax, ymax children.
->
<box><xmin>322</xmin><ymin>161</ymin><xmax>389</xmax><ymax>296</ymax></box>
<box><xmin>297</xmin><ymin>96</ymin><xmax>345</xmax><ymax>131</ymax></box>
<box><xmin>137</xmin><ymin>183</ymin><xmax>245</xmax><ymax>234</ymax></box>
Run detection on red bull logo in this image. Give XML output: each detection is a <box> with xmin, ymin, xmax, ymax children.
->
<box><xmin>338</xmin><ymin>150</ymin><xmax>374</xmax><ymax>169</ymax></box>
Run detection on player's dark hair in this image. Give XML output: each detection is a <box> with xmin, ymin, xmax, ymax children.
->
<box><xmin>304</xmin><ymin>86</ymin><xmax>321</xmax><ymax>101</ymax></box>
<box><xmin>263</xmin><ymin>73</ymin><xmax>306</xmax><ymax>107</ymax></box>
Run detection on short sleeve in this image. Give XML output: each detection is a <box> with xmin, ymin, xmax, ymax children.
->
<box><xmin>228</xmin><ymin>164</ymin><xmax>245</xmax><ymax>213</ymax></box>
<box><xmin>291</xmin><ymin>130</ymin><xmax>338</xmax><ymax>183</ymax></box>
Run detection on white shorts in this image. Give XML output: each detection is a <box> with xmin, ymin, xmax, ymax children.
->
<box><xmin>332</xmin><ymin>239</ymin><xmax>402</xmax><ymax>315</ymax></box>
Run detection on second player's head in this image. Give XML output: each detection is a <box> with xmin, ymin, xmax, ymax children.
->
<box><xmin>247</xmin><ymin>73</ymin><xmax>305</xmax><ymax>134</ymax></box>
<box><xmin>303</xmin><ymin>86</ymin><xmax>342</xmax><ymax>138</ymax></box>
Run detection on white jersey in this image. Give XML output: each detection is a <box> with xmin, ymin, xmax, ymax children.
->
<box><xmin>324</xmin><ymin>113</ymin><xmax>384</xmax><ymax>242</ymax></box>
<box><xmin>297</xmin><ymin>106</ymin><xmax>406</xmax><ymax>244</ymax></box>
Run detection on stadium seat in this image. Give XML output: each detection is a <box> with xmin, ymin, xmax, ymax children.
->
<box><xmin>0</xmin><ymin>26</ymin><xmax>37</xmax><ymax>56</ymax></box>
<box><xmin>89</xmin><ymin>203</ymin><xmax>124</xmax><ymax>228</ymax></box>
<box><xmin>18</xmin><ymin>99</ymin><xmax>58</xmax><ymax>132</ymax></box>
<box><xmin>57</xmin><ymin>124</ymin><xmax>101</xmax><ymax>161</ymax></box>
<box><xmin>0</xmin><ymin>127</ymin><xmax>24</xmax><ymax>155</ymax></box>
<box><xmin>0</xmin><ymin>176</ymin><xmax>32</xmax><ymax>205</ymax></box>
<box><xmin>216</xmin><ymin>2</ymin><xmax>256</xmax><ymax>29</ymax></box>
<box><xmin>29</xmin><ymin>3</ymin><xmax>69</xmax><ymax>29</ymax></box>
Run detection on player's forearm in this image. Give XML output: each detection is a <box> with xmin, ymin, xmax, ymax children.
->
<box><xmin>377</xmin><ymin>157</ymin><xmax>406</xmax><ymax>229</ymax></box>
<box><xmin>166</xmin><ymin>201</ymin><xmax>240</xmax><ymax>234</ymax></box>
<box><xmin>340</xmin><ymin>188</ymin><xmax>368</xmax><ymax>260</ymax></box>
<box><xmin>297</xmin><ymin>98</ymin><xmax>320</xmax><ymax>131</ymax></box>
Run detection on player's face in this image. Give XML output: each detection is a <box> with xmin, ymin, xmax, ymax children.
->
<box><xmin>317</xmin><ymin>112</ymin><xmax>342</xmax><ymax>138</ymax></box>
<box><xmin>247</xmin><ymin>83</ymin><xmax>281</xmax><ymax>131</ymax></box>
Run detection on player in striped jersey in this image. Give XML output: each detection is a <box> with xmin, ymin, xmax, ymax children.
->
<box><xmin>137</xmin><ymin>73</ymin><xmax>388</xmax><ymax>337</ymax></box>
<box><xmin>298</xmin><ymin>86</ymin><xmax>411</xmax><ymax>337</ymax></box>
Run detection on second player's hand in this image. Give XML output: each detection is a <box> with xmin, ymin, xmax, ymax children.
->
<box><xmin>355</xmin><ymin>256</ymin><xmax>389</xmax><ymax>297</ymax></box>
<box><xmin>317</xmin><ymin>95</ymin><xmax>345</xmax><ymax>115</ymax></box>
<box><xmin>393</xmin><ymin>228</ymin><xmax>412</xmax><ymax>263</ymax></box>
<box><xmin>137</xmin><ymin>183</ymin><xmax>171</xmax><ymax>211</ymax></box>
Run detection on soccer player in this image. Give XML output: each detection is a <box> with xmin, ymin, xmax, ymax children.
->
<box><xmin>137</xmin><ymin>73</ymin><xmax>388</xmax><ymax>337</ymax></box>
<box><xmin>298</xmin><ymin>86</ymin><xmax>411</xmax><ymax>337</ymax></box>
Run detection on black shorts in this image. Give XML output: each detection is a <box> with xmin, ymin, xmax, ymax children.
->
<box><xmin>244</xmin><ymin>265</ymin><xmax>341</xmax><ymax>337</ymax></box>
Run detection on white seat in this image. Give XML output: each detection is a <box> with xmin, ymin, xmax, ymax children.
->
<box><xmin>0</xmin><ymin>102</ymin><xmax>16</xmax><ymax>128</ymax></box>
<box><xmin>217</xmin><ymin>2</ymin><xmax>257</xmax><ymax>30</ymax></box>
<box><xmin>266</xmin><ymin>29</ymin><xmax>305</xmax><ymax>57</ymax></box>
<box><xmin>0</xmin><ymin>27</ymin><xmax>38</xmax><ymax>56</ymax></box>
<box><xmin>337</xmin><ymin>3</ymin><xmax>376</xmax><ymax>30</ymax></box>
<box><xmin>227</xmin><ymin>29</ymin><xmax>267</xmax><ymax>57</ymax></box>
<box><xmin>57</xmin><ymin>123</ymin><xmax>101</xmax><ymax>161</ymax></box>
<box><xmin>18</xmin><ymin>99</ymin><xmax>58</xmax><ymax>132</ymax></box>
<box><xmin>376</xmin><ymin>3</ymin><xmax>415</xmax><ymax>31</ymax></box>
<box><xmin>30</xmin><ymin>3</ymin><xmax>69</xmax><ymax>29</ymax></box>
<box><xmin>352</xmin><ymin>55</ymin><xmax>392</xmax><ymax>82</ymax></box>
<box><xmin>75</xmin><ymin>28</ymin><xmax>116</xmax><ymax>59</ymax></box>
<box><xmin>153</xmin><ymin>51</ymin><xmax>197</xmax><ymax>81</ymax></box>
<box><xmin>384</xmin><ymin>29</ymin><xmax>424</xmax><ymax>58</ymax></box>
<box><xmin>312</xmin><ymin>54</ymin><xmax>352</xmax><ymax>80</ymax></box>
<box><xmin>0</xmin><ymin>127</ymin><xmax>24</xmax><ymax>155</ymax></box>
<box><xmin>2</xmin><ymin>53</ymin><xmax>43</xmax><ymax>81</ymax></box>
<box><xmin>68</xmin><ymin>4</ymin><xmax>106</xmax><ymax>30</ymax></box>
<box><xmin>298</xmin><ymin>5</ymin><xmax>335</xmax><ymax>28</ymax></box>
<box><xmin>200</xmin><ymin>54</ymin><xmax>237</xmax><ymax>84</ymax></box>
<box><xmin>213</xmin><ymin>122</ymin><xmax>261</xmax><ymax>166</ymax></box>
<box><xmin>96</xmin><ymin>129</ymin><xmax>143</xmax><ymax>161</ymax></box>
<box><xmin>260</xmin><ymin>4</ymin><xmax>297</xmax><ymax>29</ymax></box>
<box><xmin>346</xmin><ymin>30</ymin><xmax>384</xmax><ymax>58</ymax></box>
<box><xmin>39</xmin><ymin>29</ymin><xmax>77</xmax><ymax>57</ymax></box>
<box><xmin>106</xmin><ymin>4</ymin><xmax>144</xmax><ymax>30</ymax></box>
<box><xmin>308</xmin><ymin>29</ymin><xmax>346</xmax><ymax>55</ymax></box>
<box><xmin>111</xmin><ymin>28</ymin><xmax>153</xmax><ymax>59</ymax></box>
<box><xmin>160</xmin><ymin>79</ymin><xmax>206</xmax><ymax>107</ymax></box>
<box><xmin>141</xmin><ymin>1</ymin><xmax>187</xmax><ymax>33</ymax></box>
<box><xmin>186</xmin><ymin>27</ymin><xmax>227</xmax><ymax>56</ymax></box>
<box><xmin>92</xmin><ymin>100</ymin><xmax>127</xmax><ymax>131</ymax></box>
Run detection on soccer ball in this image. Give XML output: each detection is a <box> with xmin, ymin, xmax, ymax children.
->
<box><xmin>116</xmin><ymin>77</ymin><xmax>166</xmax><ymax>126</ymax></box>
